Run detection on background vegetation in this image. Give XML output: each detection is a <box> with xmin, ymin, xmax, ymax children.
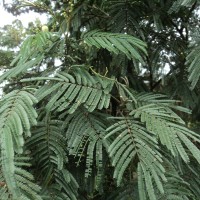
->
<box><xmin>1</xmin><ymin>0</ymin><xmax>200</xmax><ymax>199</ymax></box>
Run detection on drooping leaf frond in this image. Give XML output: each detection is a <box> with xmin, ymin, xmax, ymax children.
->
<box><xmin>105</xmin><ymin>117</ymin><xmax>166</xmax><ymax>199</ymax></box>
<box><xmin>0</xmin><ymin>31</ymin><xmax>60</xmax><ymax>81</ymax></box>
<box><xmin>184</xmin><ymin>161</ymin><xmax>200</xmax><ymax>199</ymax></box>
<box><xmin>186</xmin><ymin>31</ymin><xmax>200</xmax><ymax>89</ymax></box>
<box><xmin>40</xmin><ymin>169</ymin><xmax>79</xmax><ymax>200</ymax></box>
<box><xmin>0</xmin><ymin>155</ymin><xmax>42</xmax><ymax>200</ymax></box>
<box><xmin>82</xmin><ymin>30</ymin><xmax>147</xmax><ymax>61</ymax></box>
<box><xmin>0</xmin><ymin>89</ymin><xmax>38</xmax><ymax>199</ymax></box>
<box><xmin>22</xmin><ymin>66</ymin><xmax>114</xmax><ymax>113</ymax></box>
<box><xmin>107</xmin><ymin>0</ymin><xmax>143</xmax><ymax>35</ymax></box>
<box><xmin>48</xmin><ymin>169</ymin><xmax>79</xmax><ymax>200</ymax></box>
<box><xmin>157</xmin><ymin>173</ymin><xmax>193</xmax><ymax>199</ymax></box>
<box><xmin>26</xmin><ymin>117</ymin><xmax>66</xmax><ymax>183</ymax></box>
<box><xmin>155</xmin><ymin>158</ymin><xmax>193</xmax><ymax>200</ymax></box>
<box><xmin>135</xmin><ymin>92</ymin><xmax>191</xmax><ymax>114</ymax></box>
<box><xmin>26</xmin><ymin>113</ymin><xmax>79</xmax><ymax>199</ymax></box>
<box><xmin>64</xmin><ymin>108</ymin><xmax>110</xmax><ymax>189</ymax></box>
<box><xmin>130</xmin><ymin>93</ymin><xmax>200</xmax><ymax>164</ymax></box>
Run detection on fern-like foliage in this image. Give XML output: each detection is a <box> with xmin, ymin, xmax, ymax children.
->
<box><xmin>186</xmin><ymin>29</ymin><xmax>200</xmax><ymax>89</ymax></box>
<box><xmin>63</xmin><ymin>108</ymin><xmax>110</xmax><ymax>190</ymax></box>
<box><xmin>0</xmin><ymin>89</ymin><xmax>41</xmax><ymax>199</ymax></box>
<box><xmin>2</xmin><ymin>0</ymin><xmax>200</xmax><ymax>199</ymax></box>
<box><xmin>168</xmin><ymin>0</ymin><xmax>197</xmax><ymax>14</ymax></box>
<box><xmin>184</xmin><ymin>160</ymin><xmax>200</xmax><ymax>199</ymax></box>
<box><xmin>154</xmin><ymin>157</ymin><xmax>194</xmax><ymax>199</ymax></box>
<box><xmin>26</xmin><ymin>117</ymin><xmax>66</xmax><ymax>182</ymax></box>
<box><xmin>22</xmin><ymin>66</ymin><xmax>114</xmax><ymax>113</ymax></box>
<box><xmin>82</xmin><ymin>30</ymin><xmax>147</xmax><ymax>62</ymax></box>
<box><xmin>0</xmin><ymin>155</ymin><xmax>42</xmax><ymax>200</ymax></box>
<box><xmin>105</xmin><ymin>117</ymin><xmax>166</xmax><ymax>200</ymax></box>
<box><xmin>26</xmin><ymin>114</ymin><xmax>79</xmax><ymax>199</ymax></box>
<box><xmin>0</xmin><ymin>31</ymin><xmax>60</xmax><ymax>81</ymax></box>
<box><xmin>107</xmin><ymin>0</ymin><xmax>142</xmax><ymax>34</ymax></box>
<box><xmin>130</xmin><ymin>93</ymin><xmax>200</xmax><ymax>164</ymax></box>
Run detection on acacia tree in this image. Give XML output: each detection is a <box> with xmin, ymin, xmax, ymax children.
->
<box><xmin>1</xmin><ymin>0</ymin><xmax>200</xmax><ymax>199</ymax></box>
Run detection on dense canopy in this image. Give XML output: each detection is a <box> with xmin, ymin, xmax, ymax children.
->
<box><xmin>1</xmin><ymin>0</ymin><xmax>200</xmax><ymax>199</ymax></box>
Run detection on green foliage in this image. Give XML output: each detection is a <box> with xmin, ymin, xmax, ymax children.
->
<box><xmin>1</xmin><ymin>0</ymin><xmax>200</xmax><ymax>199</ymax></box>
<box><xmin>22</xmin><ymin>66</ymin><xmax>114</xmax><ymax>113</ymax></box>
<box><xmin>168</xmin><ymin>0</ymin><xmax>197</xmax><ymax>13</ymax></box>
<box><xmin>130</xmin><ymin>93</ymin><xmax>200</xmax><ymax>163</ymax></box>
<box><xmin>0</xmin><ymin>31</ymin><xmax>60</xmax><ymax>81</ymax></box>
<box><xmin>26</xmin><ymin>113</ymin><xmax>79</xmax><ymax>199</ymax></box>
<box><xmin>186</xmin><ymin>29</ymin><xmax>200</xmax><ymax>89</ymax></box>
<box><xmin>105</xmin><ymin>117</ymin><xmax>166</xmax><ymax>199</ymax></box>
<box><xmin>156</xmin><ymin>160</ymin><xmax>193</xmax><ymax>199</ymax></box>
<box><xmin>83</xmin><ymin>30</ymin><xmax>147</xmax><ymax>61</ymax></box>
<box><xmin>0</xmin><ymin>89</ymin><xmax>41</xmax><ymax>199</ymax></box>
<box><xmin>64</xmin><ymin>108</ymin><xmax>110</xmax><ymax>189</ymax></box>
